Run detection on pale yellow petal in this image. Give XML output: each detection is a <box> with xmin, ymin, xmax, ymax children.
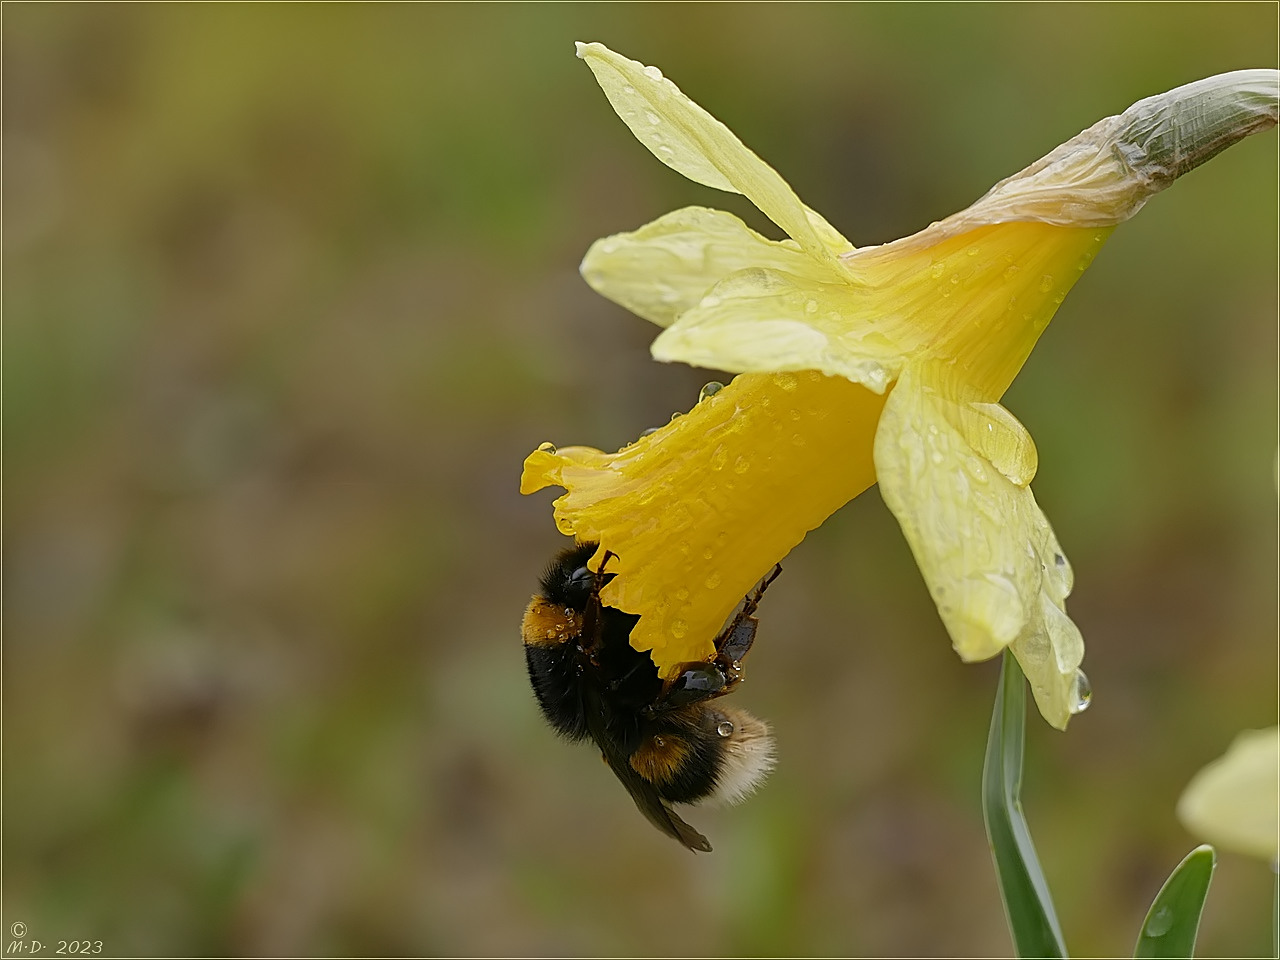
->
<box><xmin>651</xmin><ymin>266</ymin><xmax>904</xmax><ymax>394</ymax></box>
<box><xmin>1178</xmin><ymin>727</ymin><xmax>1280</xmax><ymax>861</ymax></box>
<box><xmin>873</xmin><ymin>363</ymin><xmax>1083</xmax><ymax>728</ymax></box>
<box><xmin>522</xmin><ymin>371</ymin><xmax>885</xmax><ymax>675</ymax></box>
<box><xmin>653</xmin><ymin>221</ymin><xmax>1111</xmax><ymax>403</ymax></box>
<box><xmin>580</xmin><ymin>206</ymin><xmax>830</xmax><ymax>329</ymax></box>
<box><xmin>575</xmin><ymin>41</ymin><xmax>853</xmax><ymax>265</ymax></box>
<box><xmin>846</xmin><ymin>222</ymin><xmax>1112</xmax><ymax>400</ymax></box>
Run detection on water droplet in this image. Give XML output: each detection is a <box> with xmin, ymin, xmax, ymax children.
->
<box><xmin>556</xmin><ymin>517</ymin><xmax>574</xmax><ymax>535</ymax></box>
<box><xmin>645</xmin><ymin>111</ymin><xmax>660</xmax><ymax>125</ymax></box>
<box><xmin>930</xmin><ymin>262</ymin><xmax>946</xmax><ymax>279</ymax></box>
<box><xmin>1144</xmin><ymin>904</ymin><xmax>1173</xmax><ymax>938</ymax></box>
<box><xmin>716</xmin><ymin>721</ymin><xmax>734</xmax><ymax>738</ymax></box>
<box><xmin>1003</xmin><ymin>265</ymin><xmax>1019</xmax><ymax>280</ymax></box>
<box><xmin>710</xmin><ymin>448</ymin><xmax>727</xmax><ymax>471</ymax></box>
<box><xmin>640</xmin><ymin>426</ymin><xmax>660</xmax><ymax>438</ymax></box>
<box><xmin>675</xmin><ymin>587</ymin><xmax>689</xmax><ymax>601</ymax></box>
<box><xmin>1038</xmin><ymin>274</ymin><xmax>1055</xmax><ymax>293</ymax></box>
<box><xmin>670</xmin><ymin>411</ymin><xmax>683</xmax><ymax>423</ymax></box>
<box><xmin>805</xmin><ymin>299</ymin><xmax>818</xmax><ymax>314</ymax></box>
<box><xmin>545</xmin><ymin>629</ymin><xmax>555</xmax><ymax>639</ymax></box>
<box><xmin>700</xmin><ymin>294</ymin><xmax>722</xmax><ymax>308</ymax></box>
<box><xmin>657</xmin><ymin>144</ymin><xmax>675</xmax><ymax>159</ymax></box>
<box><xmin>537</xmin><ymin>441</ymin><xmax>557</xmax><ymax>454</ymax></box>
<box><xmin>777</xmin><ymin>373</ymin><xmax>798</xmax><ymax>392</ymax></box>
<box><xmin>671</xmin><ymin>619</ymin><xmax>688</xmax><ymax>639</ymax></box>
<box><xmin>704</xmin><ymin>573</ymin><xmax>721</xmax><ymax>590</ymax></box>
<box><xmin>960</xmin><ymin>402</ymin><xmax>1038</xmax><ymax>487</ymax></box>
<box><xmin>699</xmin><ymin>381</ymin><xmax>724</xmax><ymax>402</ymax></box>
<box><xmin>1070</xmin><ymin>669</ymin><xmax>1092</xmax><ymax>714</ymax></box>
<box><xmin>965</xmin><ymin>245</ymin><xmax>979</xmax><ymax>257</ymax></box>
<box><xmin>654</xmin><ymin>735</ymin><xmax>666</xmax><ymax>747</ymax></box>
<box><xmin>791</xmin><ymin>433</ymin><xmax>806</xmax><ymax>447</ymax></box>
<box><xmin>1054</xmin><ymin>553</ymin><xmax>1065</xmax><ymax>567</ymax></box>
<box><xmin>931</xmin><ymin>451</ymin><xmax>944</xmax><ymax>464</ymax></box>
<box><xmin>702</xmin><ymin>548</ymin><xmax>714</xmax><ymax>560</ymax></box>
<box><xmin>622</xmin><ymin>84</ymin><xmax>636</xmax><ymax>95</ymax></box>
<box><xmin>733</xmin><ymin>456</ymin><xmax>751</xmax><ymax>474</ymax></box>
<box><xmin>643</xmin><ymin>65</ymin><xmax>663</xmax><ymax>81</ymax></box>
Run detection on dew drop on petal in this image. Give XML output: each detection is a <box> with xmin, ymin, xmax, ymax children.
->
<box><xmin>537</xmin><ymin>441</ymin><xmax>557</xmax><ymax>454</ymax></box>
<box><xmin>640</xmin><ymin>426</ymin><xmax>660</xmax><ymax>438</ymax></box>
<box><xmin>556</xmin><ymin>516</ymin><xmax>574</xmax><ymax>535</ymax></box>
<box><xmin>1070</xmin><ymin>669</ymin><xmax>1092</xmax><ymax>714</ymax></box>
<box><xmin>733</xmin><ymin>456</ymin><xmax>751</xmax><ymax>474</ymax></box>
<box><xmin>699</xmin><ymin>381</ymin><xmax>725</xmax><ymax>402</ymax></box>
<box><xmin>1038</xmin><ymin>274</ymin><xmax>1055</xmax><ymax>293</ymax></box>
<box><xmin>930</xmin><ymin>261</ymin><xmax>945</xmax><ymax>279</ymax></box>
<box><xmin>670</xmin><ymin>411</ymin><xmax>683</xmax><ymax>423</ymax></box>
<box><xmin>704</xmin><ymin>573</ymin><xmax>722</xmax><ymax>590</ymax></box>
<box><xmin>643</xmin><ymin>65</ymin><xmax>663</xmax><ymax>81</ymax></box>
<box><xmin>804</xmin><ymin>299</ymin><xmax>818</xmax><ymax>314</ymax></box>
<box><xmin>670</xmin><ymin>619</ymin><xmax>688</xmax><ymax>639</ymax></box>
<box><xmin>622</xmin><ymin>84</ymin><xmax>636</xmax><ymax>94</ymax></box>
<box><xmin>645</xmin><ymin>111</ymin><xmax>661</xmax><ymax>125</ymax></box>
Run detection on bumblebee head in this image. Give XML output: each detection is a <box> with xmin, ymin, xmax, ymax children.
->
<box><xmin>537</xmin><ymin>541</ymin><xmax>604</xmax><ymax>612</ymax></box>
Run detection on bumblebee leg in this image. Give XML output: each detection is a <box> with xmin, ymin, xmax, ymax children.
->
<box><xmin>578</xmin><ymin>548</ymin><xmax>617</xmax><ymax>656</ymax></box>
<box><xmin>715</xmin><ymin>563</ymin><xmax>782</xmax><ymax>666</ymax></box>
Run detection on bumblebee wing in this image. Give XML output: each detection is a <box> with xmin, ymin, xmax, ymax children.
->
<box><xmin>602</xmin><ymin>747</ymin><xmax>712</xmax><ymax>853</ymax></box>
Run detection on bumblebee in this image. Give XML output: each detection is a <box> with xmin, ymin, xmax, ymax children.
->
<box><xmin>522</xmin><ymin>541</ymin><xmax>779</xmax><ymax>852</ymax></box>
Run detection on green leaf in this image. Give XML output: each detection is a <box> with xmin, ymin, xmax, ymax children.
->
<box><xmin>983</xmin><ymin>650</ymin><xmax>1068</xmax><ymax>958</ymax></box>
<box><xmin>1133</xmin><ymin>845</ymin><xmax>1216</xmax><ymax>958</ymax></box>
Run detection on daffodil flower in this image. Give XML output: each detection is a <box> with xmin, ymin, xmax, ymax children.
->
<box><xmin>1178</xmin><ymin>727</ymin><xmax>1279</xmax><ymax>861</ymax></box>
<box><xmin>522</xmin><ymin>43</ymin><xmax>1278</xmax><ymax>729</ymax></box>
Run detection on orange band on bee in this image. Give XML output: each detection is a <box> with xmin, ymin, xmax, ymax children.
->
<box><xmin>521</xmin><ymin>596</ymin><xmax>583</xmax><ymax>647</ymax></box>
<box><xmin>629</xmin><ymin>733</ymin><xmax>693</xmax><ymax>788</ymax></box>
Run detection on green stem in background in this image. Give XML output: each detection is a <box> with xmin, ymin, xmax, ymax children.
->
<box><xmin>1132</xmin><ymin>845</ymin><xmax>1215</xmax><ymax>958</ymax></box>
<box><xmin>1272</xmin><ymin>863</ymin><xmax>1278</xmax><ymax>960</ymax></box>
<box><xmin>983</xmin><ymin>650</ymin><xmax>1068</xmax><ymax>958</ymax></box>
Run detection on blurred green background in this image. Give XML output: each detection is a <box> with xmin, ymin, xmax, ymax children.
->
<box><xmin>4</xmin><ymin>4</ymin><xmax>1276</xmax><ymax>957</ymax></box>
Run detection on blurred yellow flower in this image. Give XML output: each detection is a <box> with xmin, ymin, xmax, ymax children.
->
<box><xmin>522</xmin><ymin>43</ymin><xmax>1278</xmax><ymax>728</ymax></box>
<box><xmin>1178</xmin><ymin>727</ymin><xmax>1279</xmax><ymax>861</ymax></box>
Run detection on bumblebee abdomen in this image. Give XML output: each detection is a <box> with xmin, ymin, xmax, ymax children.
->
<box><xmin>630</xmin><ymin>704</ymin><xmax>776</xmax><ymax>806</ymax></box>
